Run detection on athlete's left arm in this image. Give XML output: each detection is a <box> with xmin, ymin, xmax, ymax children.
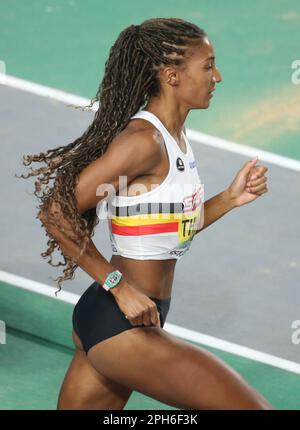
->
<box><xmin>194</xmin><ymin>190</ymin><xmax>235</xmax><ymax>234</ymax></box>
<box><xmin>194</xmin><ymin>158</ymin><xmax>268</xmax><ymax>235</ymax></box>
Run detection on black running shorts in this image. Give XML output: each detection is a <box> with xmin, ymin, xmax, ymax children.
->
<box><xmin>72</xmin><ymin>280</ymin><xmax>172</xmax><ymax>354</ymax></box>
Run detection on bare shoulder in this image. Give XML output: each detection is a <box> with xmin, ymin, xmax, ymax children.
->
<box><xmin>74</xmin><ymin>124</ymin><xmax>163</xmax><ymax>214</ymax></box>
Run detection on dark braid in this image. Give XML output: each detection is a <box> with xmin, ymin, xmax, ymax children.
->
<box><xmin>16</xmin><ymin>17</ymin><xmax>207</xmax><ymax>294</ymax></box>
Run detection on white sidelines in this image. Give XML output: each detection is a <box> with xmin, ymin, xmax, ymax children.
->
<box><xmin>1</xmin><ymin>269</ymin><xmax>300</xmax><ymax>376</ymax></box>
<box><xmin>1</xmin><ymin>74</ymin><xmax>300</xmax><ymax>375</ymax></box>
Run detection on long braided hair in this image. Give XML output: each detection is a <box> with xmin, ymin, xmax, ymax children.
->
<box><xmin>17</xmin><ymin>18</ymin><xmax>207</xmax><ymax>294</ymax></box>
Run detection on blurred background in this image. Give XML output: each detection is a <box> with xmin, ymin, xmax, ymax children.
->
<box><xmin>0</xmin><ymin>0</ymin><xmax>300</xmax><ymax>410</ymax></box>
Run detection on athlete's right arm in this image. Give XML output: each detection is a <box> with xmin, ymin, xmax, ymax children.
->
<box><xmin>38</xmin><ymin>129</ymin><xmax>162</xmax><ymax>327</ymax></box>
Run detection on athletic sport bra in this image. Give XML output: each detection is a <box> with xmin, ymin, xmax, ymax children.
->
<box><xmin>106</xmin><ymin>109</ymin><xmax>204</xmax><ymax>260</ymax></box>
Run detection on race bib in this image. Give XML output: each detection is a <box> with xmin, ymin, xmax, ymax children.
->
<box><xmin>178</xmin><ymin>184</ymin><xmax>204</xmax><ymax>247</ymax></box>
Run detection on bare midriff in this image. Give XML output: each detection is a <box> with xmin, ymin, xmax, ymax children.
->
<box><xmin>110</xmin><ymin>255</ymin><xmax>176</xmax><ymax>300</ymax></box>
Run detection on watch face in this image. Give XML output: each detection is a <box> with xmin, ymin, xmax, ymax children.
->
<box><xmin>106</xmin><ymin>271</ymin><xmax>121</xmax><ymax>288</ymax></box>
<box><xmin>109</xmin><ymin>273</ymin><xmax>120</xmax><ymax>283</ymax></box>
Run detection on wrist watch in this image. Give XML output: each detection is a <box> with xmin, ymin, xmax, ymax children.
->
<box><xmin>102</xmin><ymin>269</ymin><xmax>123</xmax><ymax>291</ymax></box>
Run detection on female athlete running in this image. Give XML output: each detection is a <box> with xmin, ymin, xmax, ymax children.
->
<box><xmin>20</xmin><ymin>18</ymin><xmax>271</xmax><ymax>410</ymax></box>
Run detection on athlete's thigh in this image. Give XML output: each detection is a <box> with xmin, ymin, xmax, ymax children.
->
<box><xmin>57</xmin><ymin>330</ymin><xmax>133</xmax><ymax>410</ymax></box>
<box><xmin>87</xmin><ymin>327</ymin><xmax>272</xmax><ymax>410</ymax></box>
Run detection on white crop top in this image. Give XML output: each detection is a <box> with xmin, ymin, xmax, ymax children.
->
<box><xmin>106</xmin><ymin>109</ymin><xmax>204</xmax><ymax>260</ymax></box>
